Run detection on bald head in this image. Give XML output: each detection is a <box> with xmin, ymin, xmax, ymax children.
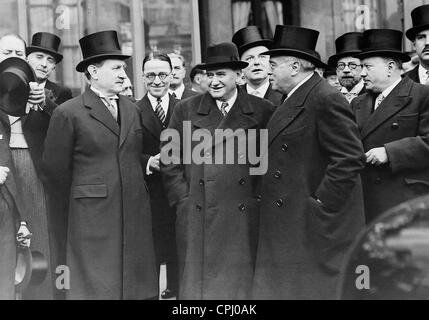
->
<box><xmin>0</xmin><ymin>33</ymin><xmax>26</xmax><ymax>62</ymax></box>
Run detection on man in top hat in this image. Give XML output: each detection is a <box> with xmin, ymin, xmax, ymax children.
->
<box><xmin>160</xmin><ymin>42</ymin><xmax>275</xmax><ymax>299</ymax></box>
<box><xmin>136</xmin><ymin>52</ymin><xmax>180</xmax><ymax>299</ymax></box>
<box><xmin>0</xmin><ymin>56</ymin><xmax>33</xmax><ymax>300</ymax></box>
<box><xmin>233</xmin><ymin>26</ymin><xmax>283</xmax><ymax>105</ymax></box>
<box><xmin>252</xmin><ymin>25</ymin><xmax>365</xmax><ymax>300</ymax></box>
<box><xmin>167</xmin><ymin>53</ymin><xmax>198</xmax><ymax>100</ymax></box>
<box><xmin>351</xmin><ymin>29</ymin><xmax>429</xmax><ymax>223</ymax></box>
<box><xmin>405</xmin><ymin>4</ymin><xmax>429</xmax><ymax>84</ymax></box>
<box><xmin>328</xmin><ymin>32</ymin><xmax>366</xmax><ymax>102</ymax></box>
<box><xmin>26</xmin><ymin>32</ymin><xmax>72</xmax><ymax>106</ymax></box>
<box><xmin>189</xmin><ymin>64</ymin><xmax>209</xmax><ymax>93</ymax></box>
<box><xmin>323</xmin><ymin>67</ymin><xmax>343</xmax><ymax>91</ymax></box>
<box><xmin>42</xmin><ymin>30</ymin><xmax>158</xmax><ymax>300</ymax></box>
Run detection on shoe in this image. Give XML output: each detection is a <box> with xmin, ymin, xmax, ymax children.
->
<box><xmin>161</xmin><ymin>288</ymin><xmax>177</xmax><ymax>299</ymax></box>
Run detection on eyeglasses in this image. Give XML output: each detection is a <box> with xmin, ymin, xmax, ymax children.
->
<box><xmin>337</xmin><ymin>62</ymin><xmax>362</xmax><ymax>70</ymax></box>
<box><xmin>244</xmin><ymin>55</ymin><xmax>269</xmax><ymax>63</ymax></box>
<box><xmin>144</xmin><ymin>72</ymin><xmax>171</xmax><ymax>82</ymax></box>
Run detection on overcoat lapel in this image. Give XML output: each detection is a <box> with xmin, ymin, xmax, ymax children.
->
<box><xmin>267</xmin><ymin>73</ymin><xmax>320</xmax><ymax>146</ymax></box>
<box><xmin>361</xmin><ymin>78</ymin><xmax>412</xmax><ymax>140</ymax></box>
<box><xmin>83</xmin><ymin>89</ymin><xmax>120</xmax><ymax>136</ymax></box>
<box><xmin>118</xmin><ymin>96</ymin><xmax>134</xmax><ymax>148</ymax></box>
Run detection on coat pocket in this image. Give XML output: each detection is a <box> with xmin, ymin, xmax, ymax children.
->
<box><xmin>73</xmin><ymin>184</ymin><xmax>108</xmax><ymax>199</ymax></box>
<box><xmin>404</xmin><ymin>178</ymin><xmax>429</xmax><ymax>195</ymax></box>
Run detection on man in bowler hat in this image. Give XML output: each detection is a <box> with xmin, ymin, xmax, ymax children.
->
<box><xmin>233</xmin><ymin>26</ymin><xmax>283</xmax><ymax>105</ymax></box>
<box><xmin>252</xmin><ymin>25</ymin><xmax>366</xmax><ymax>299</ymax></box>
<box><xmin>404</xmin><ymin>4</ymin><xmax>429</xmax><ymax>84</ymax></box>
<box><xmin>351</xmin><ymin>29</ymin><xmax>429</xmax><ymax>223</ymax></box>
<box><xmin>26</xmin><ymin>32</ymin><xmax>72</xmax><ymax>105</ymax></box>
<box><xmin>328</xmin><ymin>32</ymin><xmax>366</xmax><ymax>102</ymax></box>
<box><xmin>161</xmin><ymin>42</ymin><xmax>275</xmax><ymax>299</ymax></box>
<box><xmin>43</xmin><ymin>30</ymin><xmax>158</xmax><ymax>299</ymax></box>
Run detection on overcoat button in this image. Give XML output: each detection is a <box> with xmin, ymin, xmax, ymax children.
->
<box><xmin>281</xmin><ymin>144</ymin><xmax>288</xmax><ymax>152</ymax></box>
<box><xmin>276</xmin><ymin>199</ymin><xmax>283</xmax><ymax>207</ymax></box>
<box><xmin>196</xmin><ymin>204</ymin><xmax>202</xmax><ymax>211</ymax></box>
<box><xmin>238</xmin><ymin>204</ymin><xmax>246</xmax><ymax>212</ymax></box>
<box><xmin>374</xmin><ymin>178</ymin><xmax>382</xmax><ymax>185</ymax></box>
<box><xmin>256</xmin><ymin>194</ymin><xmax>262</xmax><ymax>202</ymax></box>
<box><xmin>391</xmin><ymin>123</ymin><xmax>399</xmax><ymax>129</ymax></box>
<box><xmin>274</xmin><ymin>170</ymin><xmax>282</xmax><ymax>179</ymax></box>
<box><xmin>239</xmin><ymin>178</ymin><xmax>245</xmax><ymax>185</ymax></box>
<box><xmin>199</xmin><ymin>179</ymin><xmax>204</xmax><ymax>186</ymax></box>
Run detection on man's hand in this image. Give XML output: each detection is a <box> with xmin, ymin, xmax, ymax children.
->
<box><xmin>16</xmin><ymin>222</ymin><xmax>32</xmax><ymax>248</ymax></box>
<box><xmin>0</xmin><ymin>166</ymin><xmax>9</xmax><ymax>185</ymax></box>
<box><xmin>148</xmin><ymin>153</ymin><xmax>161</xmax><ymax>172</ymax></box>
<box><xmin>27</xmin><ymin>82</ymin><xmax>45</xmax><ymax>108</ymax></box>
<box><xmin>365</xmin><ymin>147</ymin><xmax>389</xmax><ymax>166</ymax></box>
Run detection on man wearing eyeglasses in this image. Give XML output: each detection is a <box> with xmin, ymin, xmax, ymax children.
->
<box><xmin>232</xmin><ymin>26</ymin><xmax>283</xmax><ymax>105</ymax></box>
<box><xmin>328</xmin><ymin>32</ymin><xmax>366</xmax><ymax>103</ymax></box>
<box><xmin>136</xmin><ymin>52</ymin><xmax>180</xmax><ymax>300</ymax></box>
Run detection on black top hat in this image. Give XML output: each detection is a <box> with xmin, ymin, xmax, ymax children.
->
<box><xmin>15</xmin><ymin>248</ymin><xmax>48</xmax><ymax>294</ymax></box>
<box><xmin>199</xmin><ymin>42</ymin><xmax>249</xmax><ymax>70</ymax></box>
<box><xmin>328</xmin><ymin>32</ymin><xmax>363</xmax><ymax>66</ymax></box>
<box><xmin>262</xmin><ymin>25</ymin><xmax>325</xmax><ymax>68</ymax></box>
<box><xmin>76</xmin><ymin>30</ymin><xmax>130</xmax><ymax>72</ymax></box>
<box><xmin>232</xmin><ymin>26</ymin><xmax>273</xmax><ymax>56</ymax></box>
<box><xmin>0</xmin><ymin>57</ymin><xmax>35</xmax><ymax>117</ymax></box>
<box><xmin>406</xmin><ymin>4</ymin><xmax>429</xmax><ymax>40</ymax></box>
<box><xmin>26</xmin><ymin>32</ymin><xmax>63</xmax><ymax>63</ymax></box>
<box><xmin>356</xmin><ymin>29</ymin><xmax>410</xmax><ymax>62</ymax></box>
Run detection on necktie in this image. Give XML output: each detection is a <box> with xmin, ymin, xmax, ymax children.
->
<box><xmin>155</xmin><ymin>97</ymin><xmax>166</xmax><ymax>123</ymax></box>
<box><xmin>171</xmin><ymin>92</ymin><xmax>177</xmax><ymax>99</ymax></box>
<box><xmin>220</xmin><ymin>102</ymin><xmax>228</xmax><ymax>116</ymax></box>
<box><xmin>344</xmin><ymin>92</ymin><xmax>358</xmax><ymax>103</ymax></box>
<box><xmin>101</xmin><ymin>97</ymin><xmax>118</xmax><ymax>121</ymax></box>
<box><xmin>374</xmin><ymin>94</ymin><xmax>385</xmax><ymax>111</ymax></box>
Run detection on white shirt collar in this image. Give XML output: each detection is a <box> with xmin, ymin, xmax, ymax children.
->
<box><xmin>169</xmin><ymin>83</ymin><xmax>185</xmax><ymax>99</ymax></box>
<box><xmin>90</xmin><ymin>86</ymin><xmax>119</xmax><ymax>99</ymax></box>
<box><xmin>147</xmin><ymin>92</ymin><xmax>170</xmax><ymax>114</ymax></box>
<box><xmin>286</xmin><ymin>72</ymin><xmax>314</xmax><ymax>100</ymax></box>
<box><xmin>246</xmin><ymin>80</ymin><xmax>270</xmax><ymax>98</ymax></box>
<box><xmin>418</xmin><ymin>64</ymin><xmax>429</xmax><ymax>84</ymax></box>
<box><xmin>379</xmin><ymin>77</ymin><xmax>402</xmax><ymax>100</ymax></box>
<box><xmin>215</xmin><ymin>89</ymin><xmax>238</xmax><ymax>114</ymax></box>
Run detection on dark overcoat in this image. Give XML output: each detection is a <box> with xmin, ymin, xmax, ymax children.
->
<box><xmin>161</xmin><ymin>91</ymin><xmax>275</xmax><ymax>299</ymax></box>
<box><xmin>45</xmin><ymin>79</ymin><xmax>73</xmax><ymax>106</ymax></box>
<box><xmin>403</xmin><ymin>65</ymin><xmax>420</xmax><ymax>83</ymax></box>
<box><xmin>136</xmin><ymin>94</ymin><xmax>178</xmax><ymax>264</ymax></box>
<box><xmin>42</xmin><ymin>89</ymin><xmax>158</xmax><ymax>300</ymax></box>
<box><xmin>252</xmin><ymin>73</ymin><xmax>366</xmax><ymax>300</ymax></box>
<box><xmin>240</xmin><ymin>83</ymin><xmax>283</xmax><ymax>105</ymax></box>
<box><xmin>351</xmin><ymin>76</ymin><xmax>429</xmax><ymax>222</ymax></box>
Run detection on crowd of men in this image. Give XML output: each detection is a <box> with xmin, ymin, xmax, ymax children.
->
<box><xmin>1</xmin><ymin>3</ymin><xmax>429</xmax><ymax>300</ymax></box>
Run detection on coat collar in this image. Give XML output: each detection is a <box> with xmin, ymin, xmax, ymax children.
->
<box><xmin>83</xmin><ymin>88</ymin><xmax>120</xmax><ymax>137</ymax></box>
<box><xmin>117</xmin><ymin>95</ymin><xmax>135</xmax><ymax>148</ymax></box>
<box><xmin>194</xmin><ymin>91</ymin><xmax>257</xmax><ymax>132</ymax></box>
<box><xmin>267</xmin><ymin>73</ymin><xmax>321</xmax><ymax>145</ymax></box>
<box><xmin>359</xmin><ymin>77</ymin><xmax>413</xmax><ymax>139</ymax></box>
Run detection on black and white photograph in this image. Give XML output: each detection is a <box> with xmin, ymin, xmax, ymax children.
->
<box><xmin>1</xmin><ymin>0</ymin><xmax>429</xmax><ymax>308</ymax></box>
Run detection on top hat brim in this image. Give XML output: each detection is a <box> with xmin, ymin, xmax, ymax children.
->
<box><xmin>199</xmin><ymin>60</ymin><xmax>249</xmax><ymax>71</ymax></box>
<box><xmin>263</xmin><ymin>48</ymin><xmax>327</xmax><ymax>68</ymax></box>
<box><xmin>327</xmin><ymin>50</ymin><xmax>362</xmax><ymax>67</ymax></box>
<box><xmin>26</xmin><ymin>46</ymin><xmax>63</xmax><ymax>63</ymax></box>
<box><xmin>355</xmin><ymin>50</ymin><xmax>411</xmax><ymax>62</ymax></box>
<box><xmin>76</xmin><ymin>53</ymin><xmax>131</xmax><ymax>72</ymax></box>
<box><xmin>238</xmin><ymin>39</ymin><xmax>273</xmax><ymax>56</ymax></box>
<box><xmin>405</xmin><ymin>24</ymin><xmax>429</xmax><ymax>41</ymax></box>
